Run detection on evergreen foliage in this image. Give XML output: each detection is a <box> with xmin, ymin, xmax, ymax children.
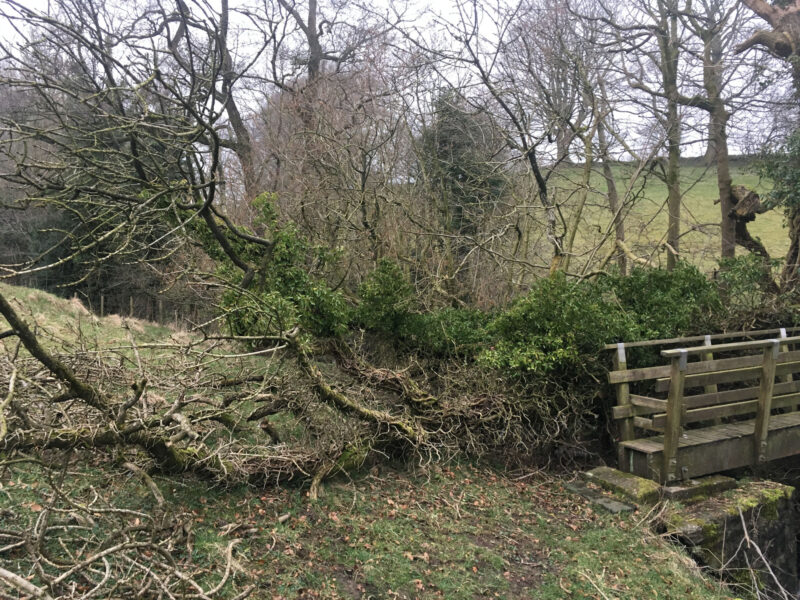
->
<box><xmin>418</xmin><ymin>91</ymin><xmax>508</xmax><ymax>236</ymax></box>
<box><xmin>761</xmin><ymin>129</ymin><xmax>800</xmax><ymax>211</ymax></box>
<box><xmin>211</xmin><ymin>195</ymin><xmax>350</xmax><ymax>340</ymax></box>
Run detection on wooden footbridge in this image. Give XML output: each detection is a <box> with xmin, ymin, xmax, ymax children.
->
<box><xmin>608</xmin><ymin>328</ymin><xmax>800</xmax><ymax>483</ymax></box>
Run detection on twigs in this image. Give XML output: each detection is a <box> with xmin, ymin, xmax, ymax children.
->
<box><xmin>334</xmin><ymin>342</ymin><xmax>438</xmax><ymax>409</ymax></box>
<box><xmin>0</xmin><ymin>459</ymin><xmax>254</xmax><ymax>600</ymax></box>
<box><xmin>289</xmin><ymin>334</ymin><xmax>424</xmax><ymax>443</ymax></box>
<box><xmin>737</xmin><ymin>508</ymin><xmax>792</xmax><ymax>600</ymax></box>
<box><xmin>0</xmin><ymin>367</ymin><xmax>15</xmax><ymax>442</ymax></box>
<box><xmin>0</xmin><ymin>292</ymin><xmax>109</xmax><ymax>416</ymax></box>
<box><xmin>0</xmin><ymin>566</ymin><xmax>54</xmax><ymax>599</ymax></box>
<box><xmin>122</xmin><ymin>462</ymin><xmax>165</xmax><ymax>508</ymax></box>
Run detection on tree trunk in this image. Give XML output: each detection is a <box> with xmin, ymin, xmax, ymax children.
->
<box><xmin>704</xmin><ymin>37</ymin><xmax>735</xmax><ymax>260</ymax></box>
<box><xmin>736</xmin><ymin>0</ymin><xmax>800</xmax><ymax>289</ymax></box>
<box><xmin>597</xmin><ymin>116</ymin><xmax>625</xmax><ymax>275</ymax></box>
<box><xmin>561</xmin><ymin>133</ymin><xmax>594</xmax><ymax>273</ymax></box>
<box><xmin>662</xmin><ymin>5</ymin><xmax>682</xmax><ymax>271</ymax></box>
<box><xmin>702</xmin><ymin>31</ymin><xmax>724</xmax><ymax>167</ymax></box>
<box><xmin>665</xmin><ymin>106</ymin><xmax>681</xmax><ymax>271</ymax></box>
<box><xmin>782</xmin><ymin>206</ymin><xmax>800</xmax><ymax>291</ymax></box>
<box><xmin>712</xmin><ymin>113</ymin><xmax>734</xmax><ymax>260</ymax></box>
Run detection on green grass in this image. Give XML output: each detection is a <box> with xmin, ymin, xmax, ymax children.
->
<box><xmin>0</xmin><ymin>461</ymin><xmax>736</xmax><ymax>599</ymax></box>
<box><xmin>550</xmin><ymin>158</ymin><xmax>784</xmax><ymax>274</ymax></box>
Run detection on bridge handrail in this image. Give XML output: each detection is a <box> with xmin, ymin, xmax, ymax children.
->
<box><xmin>610</xmin><ymin>328</ymin><xmax>800</xmax><ymax>483</ymax></box>
<box><xmin>602</xmin><ymin>327</ymin><xmax>800</xmax><ymax>351</ymax></box>
<box><xmin>661</xmin><ymin>335</ymin><xmax>800</xmax><ymax>357</ymax></box>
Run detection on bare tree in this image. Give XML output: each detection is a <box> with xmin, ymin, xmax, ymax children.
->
<box><xmin>735</xmin><ymin>0</ymin><xmax>800</xmax><ymax>91</ymax></box>
<box><xmin>600</xmin><ymin>0</ymin><xmax>687</xmax><ymax>270</ymax></box>
<box><xmin>736</xmin><ymin>0</ymin><xmax>800</xmax><ymax>290</ymax></box>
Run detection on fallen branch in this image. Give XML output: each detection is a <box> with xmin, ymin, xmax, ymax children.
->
<box><xmin>290</xmin><ymin>335</ymin><xmax>423</xmax><ymax>442</ymax></box>
<box><xmin>0</xmin><ymin>291</ymin><xmax>110</xmax><ymax>416</ymax></box>
<box><xmin>0</xmin><ymin>566</ymin><xmax>54</xmax><ymax>599</ymax></box>
<box><xmin>334</xmin><ymin>342</ymin><xmax>438</xmax><ymax>409</ymax></box>
<box><xmin>0</xmin><ymin>368</ymin><xmax>16</xmax><ymax>442</ymax></box>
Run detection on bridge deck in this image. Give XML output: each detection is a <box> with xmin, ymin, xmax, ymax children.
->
<box><xmin>619</xmin><ymin>411</ymin><xmax>800</xmax><ymax>481</ymax></box>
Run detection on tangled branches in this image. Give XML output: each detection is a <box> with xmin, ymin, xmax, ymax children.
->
<box><xmin>0</xmin><ymin>457</ymin><xmax>254</xmax><ymax>600</ymax></box>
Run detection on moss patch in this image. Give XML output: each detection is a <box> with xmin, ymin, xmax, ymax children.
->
<box><xmin>583</xmin><ymin>466</ymin><xmax>662</xmax><ymax>504</ymax></box>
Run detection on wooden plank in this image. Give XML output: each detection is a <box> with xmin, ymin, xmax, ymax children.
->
<box><xmin>611</xmin><ymin>354</ymin><xmax>757</xmax><ymax>385</ymax></box>
<box><xmin>633</xmin><ymin>416</ymin><xmax>663</xmax><ymax>432</ymax></box>
<box><xmin>780</xmin><ymin>328</ymin><xmax>799</xmax><ymax>411</ymax></box>
<box><xmin>613</xmin><ymin>343</ymin><xmax>634</xmax><ymax>442</ymax></box>
<box><xmin>701</xmin><ymin>335</ymin><xmax>720</xmax><ymax>425</ymax></box>
<box><xmin>602</xmin><ymin>327</ymin><xmax>800</xmax><ymax>351</ymax></box>
<box><xmin>662</xmin><ymin>351</ymin><xmax>687</xmax><ymax>483</ymax></box>
<box><xmin>651</xmin><ymin>393</ymin><xmax>800</xmax><ymax>428</ymax></box>
<box><xmin>780</xmin><ymin>329</ymin><xmax>793</xmax><ymax>384</ymax></box>
<box><xmin>612</xmin><ymin>404</ymin><xmax>660</xmax><ymax>419</ymax></box>
<box><xmin>654</xmin><ymin>359</ymin><xmax>800</xmax><ymax>392</ymax></box>
<box><xmin>622</xmin><ymin>412</ymin><xmax>800</xmax><ymax>481</ymax></box>
<box><xmin>754</xmin><ymin>341</ymin><xmax>779</xmax><ymax>464</ymax></box>
<box><xmin>662</xmin><ymin>336</ymin><xmax>800</xmax><ymax>358</ymax></box>
<box><xmin>609</xmin><ymin>364</ymin><xmax>670</xmax><ymax>384</ymax></box>
<box><xmin>683</xmin><ymin>380</ymin><xmax>800</xmax><ymax>410</ymax></box>
<box><xmin>615</xmin><ymin>350</ymin><xmax>800</xmax><ymax>387</ymax></box>
<box><xmin>612</xmin><ymin>405</ymin><xmax>632</xmax><ymax>420</ymax></box>
<box><xmin>620</xmin><ymin>438</ymin><xmax>663</xmax><ymax>453</ymax></box>
<box><xmin>655</xmin><ymin>365</ymin><xmax>761</xmax><ymax>392</ymax></box>
<box><xmin>631</xmin><ymin>395</ymin><xmax>667</xmax><ymax>412</ymax></box>
<box><xmin>769</xmin><ymin>411</ymin><xmax>800</xmax><ymax>430</ymax></box>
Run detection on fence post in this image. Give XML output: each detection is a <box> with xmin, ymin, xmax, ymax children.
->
<box><xmin>662</xmin><ymin>350</ymin><xmax>687</xmax><ymax>484</ymax></box>
<box><xmin>99</xmin><ymin>294</ymin><xmax>105</xmax><ymax>318</ymax></box>
<box><xmin>754</xmin><ymin>340</ymin><xmax>779</xmax><ymax>465</ymax></box>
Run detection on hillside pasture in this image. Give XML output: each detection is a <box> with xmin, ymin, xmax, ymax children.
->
<box><xmin>548</xmin><ymin>159</ymin><xmax>784</xmax><ymax>275</ymax></box>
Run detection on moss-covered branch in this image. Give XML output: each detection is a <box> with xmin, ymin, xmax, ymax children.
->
<box><xmin>290</xmin><ymin>337</ymin><xmax>423</xmax><ymax>442</ymax></box>
<box><xmin>334</xmin><ymin>342</ymin><xmax>438</xmax><ymax>409</ymax></box>
<box><xmin>0</xmin><ymin>291</ymin><xmax>110</xmax><ymax>416</ymax></box>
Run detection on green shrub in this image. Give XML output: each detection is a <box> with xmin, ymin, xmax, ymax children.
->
<box><xmin>717</xmin><ymin>254</ymin><xmax>781</xmax><ymax>315</ymax></box>
<box><xmin>760</xmin><ymin>129</ymin><xmax>800</xmax><ymax>212</ymax></box>
<box><xmin>405</xmin><ymin>308</ymin><xmax>491</xmax><ymax>357</ymax></box>
<box><xmin>356</xmin><ymin>259</ymin><xmax>415</xmax><ymax>334</ymax></box>
<box><xmin>480</xmin><ymin>274</ymin><xmax>638</xmax><ymax>379</ymax></box>
<box><xmin>210</xmin><ymin>196</ymin><xmax>350</xmax><ymax>339</ymax></box>
<box><xmin>357</xmin><ymin>261</ymin><xmax>492</xmax><ymax>358</ymax></box>
<box><xmin>605</xmin><ymin>263</ymin><xmax>722</xmax><ymax>340</ymax></box>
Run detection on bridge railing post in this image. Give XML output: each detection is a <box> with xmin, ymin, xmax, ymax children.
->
<box><xmin>613</xmin><ymin>343</ymin><xmax>633</xmax><ymax>440</ymax></box>
<box><xmin>662</xmin><ymin>350</ymin><xmax>687</xmax><ymax>484</ymax></box>
<box><xmin>779</xmin><ymin>328</ymin><xmax>799</xmax><ymax>412</ymax></box>
<box><xmin>701</xmin><ymin>335</ymin><xmax>720</xmax><ymax>425</ymax></box>
<box><xmin>613</xmin><ymin>343</ymin><xmax>634</xmax><ymax>470</ymax></box>
<box><xmin>754</xmin><ymin>340</ymin><xmax>779</xmax><ymax>465</ymax></box>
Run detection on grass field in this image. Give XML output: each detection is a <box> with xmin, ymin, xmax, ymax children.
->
<box><xmin>551</xmin><ymin>158</ymin><xmax>785</xmax><ymax>274</ymax></box>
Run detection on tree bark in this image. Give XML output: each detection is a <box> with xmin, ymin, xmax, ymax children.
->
<box><xmin>598</xmin><ymin>118</ymin><xmax>625</xmax><ymax>274</ymax></box>
<box><xmin>736</xmin><ymin>0</ymin><xmax>800</xmax><ymax>289</ymax></box>
<box><xmin>661</xmin><ymin>3</ymin><xmax>682</xmax><ymax>271</ymax></box>
<box><xmin>704</xmin><ymin>41</ymin><xmax>735</xmax><ymax>260</ymax></box>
